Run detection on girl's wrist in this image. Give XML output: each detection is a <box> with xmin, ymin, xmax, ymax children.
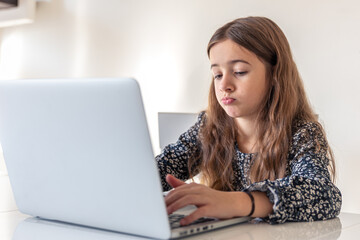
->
<box><xmin>230</xmin><ymin>190</ymin><xmax>273</xmax><ymax>218</ymax></box>
<box><xmin>229</xmin><ymin>191</ymin><xmax>254</xmax><ymax>217</ymax></box>
<box><xmin>243</xmin><ymin>189</ymin><xmax>255</xmax><ymax>216</ymax></box>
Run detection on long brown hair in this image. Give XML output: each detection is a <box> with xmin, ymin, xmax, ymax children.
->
<box><xmin>188</xmin><ymin>16</ymin><xmax>335</xmax><ymax>190</ymax></box>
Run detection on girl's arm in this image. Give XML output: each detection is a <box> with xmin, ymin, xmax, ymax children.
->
<box><xmin>246</xmin><ymin>121</ymin><xmax>342</xmax><ymax>223</ymax></box>
<box><xmin>165</xmin><ymin>174</ymin><xmax>273</xmax><ymax>225</ymax></box>
<box><xmin>165</xmin><ymin>121</ymin><xmax>342</xmax><ymax>225</ymax></box>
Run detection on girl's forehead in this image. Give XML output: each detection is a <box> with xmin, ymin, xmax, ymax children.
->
<box><xmin>209</xmin><ymin>40</ymin><xmax>260</xmax><ymax>67</ymax></box>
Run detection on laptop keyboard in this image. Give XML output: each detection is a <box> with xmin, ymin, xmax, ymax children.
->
<box><xmin>169</xmin><ymin>214</ymin><xmax>217</xmax><ymax>229</ymax></box>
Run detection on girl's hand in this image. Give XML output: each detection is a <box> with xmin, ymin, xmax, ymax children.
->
<box><xmin>165</xmin><ymin>174</ymin><xmax>251</xmax><ymax>226</ymax></box>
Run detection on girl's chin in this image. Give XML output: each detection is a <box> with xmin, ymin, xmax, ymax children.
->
<box><xmin>223</xmin><ymin>111</ymin><xmax>242</xmax><ymax>119</ymax></box>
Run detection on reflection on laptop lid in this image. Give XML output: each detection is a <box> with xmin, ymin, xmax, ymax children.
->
<box><xmin>0</xmin><ymin>78</ymin><xmax>250</xmax><ymax>239</ymax></box>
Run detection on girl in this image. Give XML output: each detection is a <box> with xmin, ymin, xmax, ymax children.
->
<box><xmin>156</xmin><ymin>16</ymin><xmax>342</xmax><ymax>226</ymax></box>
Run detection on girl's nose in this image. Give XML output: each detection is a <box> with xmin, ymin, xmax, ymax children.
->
<box><xmin>219</xmin><ymin>74</ymin><xmax>235</xmax><ymax>92</ymax></box>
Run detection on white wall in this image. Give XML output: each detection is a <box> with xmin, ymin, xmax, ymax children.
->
<box><xmin>0</xmin><ymin>0</ymin><xmax>359</xmax><ymax>214</ymax></box>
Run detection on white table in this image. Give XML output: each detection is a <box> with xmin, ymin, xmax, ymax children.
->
<box><xmin>1</xmin><ymin>210</ymin><xmax>359</xmax><ymax>240</ymax></box>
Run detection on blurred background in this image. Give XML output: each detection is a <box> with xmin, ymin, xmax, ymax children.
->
<box><xmin>0</xmin><ymin>0</ymin><xmax>359</xmax><ymax>214</ymax></box>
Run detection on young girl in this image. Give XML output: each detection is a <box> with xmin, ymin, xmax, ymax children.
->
<box><xmin>156</xmin><ymin>16</ymin><xmax>342</xmax><ymax>226</ymax></box>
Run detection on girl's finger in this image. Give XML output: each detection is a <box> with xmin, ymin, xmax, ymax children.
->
<box><xmin>180</xmin><ymin>207</ymin><xmax>209</xmax><ymax>226</ymax></box>
<box><xmin>167</xmin><ymin>194</ymin><xmax>204</xmax><ymax>214</ymax></box>
<box><xmin>166</xmin><ymin>174</ymin><xmax>186</xmax><ymax>188</ymax></box>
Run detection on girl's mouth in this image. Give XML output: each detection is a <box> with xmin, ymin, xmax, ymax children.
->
<box><xmin>222</xmin><ymin>97</ymin><xmax>235</xmax><ymax>105</ymax></box>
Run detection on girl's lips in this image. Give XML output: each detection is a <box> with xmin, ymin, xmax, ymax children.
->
<box><xmin>222</xmin><ymin>97</ymin><xmax>235</xmax><ymax>105</ymax></box>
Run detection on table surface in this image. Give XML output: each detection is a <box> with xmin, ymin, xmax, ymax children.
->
<box><xmin>1</xmin><ymin>210</ymin><xmax>360</xmax><ymax>240</ymax></box>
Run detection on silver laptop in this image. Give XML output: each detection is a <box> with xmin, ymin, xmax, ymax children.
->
<box><xmin>0</xmin><ymin>78</ymin><xmax>250</xmax><ymax>239</ymax></box>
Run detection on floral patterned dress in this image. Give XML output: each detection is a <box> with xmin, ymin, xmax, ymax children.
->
<box><xmin>156</xmin><ymin>112</ymin><xmax>342</xmax><ymax>223</ymax></box>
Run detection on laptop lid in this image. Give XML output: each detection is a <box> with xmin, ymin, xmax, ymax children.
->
<box><xmin>0</xmin><ymin>78</ymin><xmax>171</xmax><ymax>239</ymax></box>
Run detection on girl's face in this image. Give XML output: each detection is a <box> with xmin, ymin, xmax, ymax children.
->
<box><xmin>209</xmin><ymin>39</ymin><xmax>269</xmax><ymax>121</ymax></box>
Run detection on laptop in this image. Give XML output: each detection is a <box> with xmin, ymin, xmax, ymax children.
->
<box><xmin>0</xmin><ymin>78</ymin><xmax>250</xmax><ymax>239</ymax></box>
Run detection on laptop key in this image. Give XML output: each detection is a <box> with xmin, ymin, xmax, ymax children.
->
<box><xmin>169</xmin><ymin>214</ymin><xmax>217</xmax><ymax>229</ymax></box>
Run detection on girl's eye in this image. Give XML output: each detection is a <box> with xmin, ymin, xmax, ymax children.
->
<box><xmin>214</xmin><ymin>74</ymin><xmax>222</xmax><ymax>80</ymax></box>
<box><xmin>235</xmin><ymin>71</ymin><xmax>247</xmax><ymax>76</ymax></box>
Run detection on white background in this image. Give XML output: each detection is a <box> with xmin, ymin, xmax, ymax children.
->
<box><xmin>0</xmin><ymin>0</ymin><xmax>359</xmax><ymax>214</ymax></box>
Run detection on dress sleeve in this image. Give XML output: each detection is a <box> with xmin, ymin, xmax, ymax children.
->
<box><xmin>156</xmin><ymin>112</ymin><xmax>204</xmax><ymax>191</ymax></box>
<box><xmin>246</xmin><ymin>121</ymin><xmax>342</xmax><ymax>223</ymax></box>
